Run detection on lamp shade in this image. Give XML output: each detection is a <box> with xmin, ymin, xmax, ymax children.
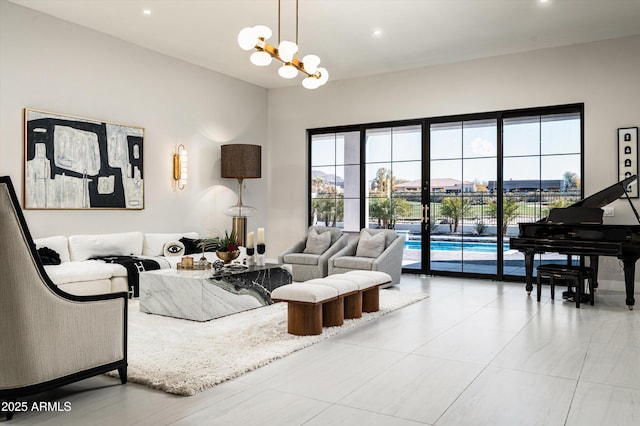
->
<box><xmin>221</xmin><ymin>144</ymin><xmax>262</xmax><ymax>179</ymax></box>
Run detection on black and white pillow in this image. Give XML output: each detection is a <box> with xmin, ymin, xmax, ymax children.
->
<box><xmin>163</xmin><ymin>241</ymin><xmax>185</xmax><ymax>257</ymax></box>
<box><xmin>179</xmin><ymin>237</ymin><xmax>202</xmax><ymax>255</ymax></box>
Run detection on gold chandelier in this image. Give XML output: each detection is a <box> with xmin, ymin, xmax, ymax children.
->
<box><xmin>237</xmin><ymin>0</ymin><xmax>329</xmax><ymax>89</ymax></box>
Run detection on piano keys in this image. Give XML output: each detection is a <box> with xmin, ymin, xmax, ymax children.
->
<box><xmin>509</xmin><ymin>174</ymin><xmax>640</xmax><ymax>309</ymax></box>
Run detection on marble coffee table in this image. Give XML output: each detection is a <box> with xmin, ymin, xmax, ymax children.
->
<box><xmin>139</xmin><ymin>263</ymin><xmax>292</xmax><ymax>321</ymax></box>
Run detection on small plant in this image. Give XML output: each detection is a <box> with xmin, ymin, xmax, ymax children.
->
<box><xmin>475</xmin><ymin>221</ymin><xmax>487</xmax><ymax>235</ymax></box>
<box><xmin>199</xmin><ymin>229</ymin><xmax>240</xmax><ymax>252</ymax></box>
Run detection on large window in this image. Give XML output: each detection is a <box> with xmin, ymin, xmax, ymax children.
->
<box><xmin>308</xmin><ymin>104</ymin><xmax>583</xmax><ymax>281</ymax></box>
<box><xmin>430</xmin><ymin>119</ymin><xmax>498</xmax><ymax>274</ymax></box>
<box><xmin>503</xmin><ymin>111</ymin><xmax>582</xmax><ymax>276</ymax></box>
<box><xmin>310</xmin><ymin>131</ymin><xmax>360</xmax><ymax>232</ymax></box>
<box><xmin>365</xmin><ymin>125</ymin><xmax>423</xmax><ymax>269</ymax></box>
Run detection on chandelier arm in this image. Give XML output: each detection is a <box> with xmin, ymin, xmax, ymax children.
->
<box><xmin>261</xmin><ymin>42</ymin><xmax>317</xmax><ymax>77</ymax></box>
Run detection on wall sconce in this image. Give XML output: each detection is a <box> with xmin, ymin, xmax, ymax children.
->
<box><xmin>173</xmin><ymin>144</ymin><xmax>188</xmax><ymax>190</ymax></box>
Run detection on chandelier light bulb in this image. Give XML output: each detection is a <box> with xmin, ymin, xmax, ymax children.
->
<box><xmin>278</xmin><ymin>40</ymin><xmax>298</xmax><ymax>62</ymax></box>
<box><xmin>302</xmin><ymin>76</ymin><xmax>321</xmax><ymax>89</ymax></box>
<box><xmin>253</xmin><ymin>25</ymin><xmax>272</xmax><ymax>40</ymax></box>
<box><xmin>238</xmin><ymin>27</ymin><xmax>258</xmax><ymax>50</ymax></box>
<box><xmin>316</xmin><ymin>67</ymin><xmax>329</xmax><ymax>85</ymax></box>
<box><xmin>250</xmin><ymin>50</ymin><xmax>272</xmax><ymax>66</ymax></box>
<box><xmin>278</xmin><ymin>63</ymin><xmax>298</xmax><ymax>79</ymax></box>
<box><xmin>301</xmin><ymin>54</ymin><xmax>320</xmax><ymax>74</ymax></box>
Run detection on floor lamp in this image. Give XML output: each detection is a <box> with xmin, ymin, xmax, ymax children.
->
<box><xmin>221</xmin><ymin>144</ymin><xmax>262</xmax><ymax>247</ymax></box>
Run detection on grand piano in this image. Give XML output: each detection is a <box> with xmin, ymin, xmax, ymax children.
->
<box><xmin>509</xmin><ymin>174</ymin><xmax>640</xmax><ymax>309</ymax></box>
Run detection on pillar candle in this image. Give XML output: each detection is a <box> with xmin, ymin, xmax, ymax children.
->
<box><xmin>247</xmin><ymin>231</ymin><xmax>254</xmax><ymax>247</ymax></box>
<box><xmin>257</xmin><ymin>228</ymin><xmax>265</xmax><ymax>244</ymax></box>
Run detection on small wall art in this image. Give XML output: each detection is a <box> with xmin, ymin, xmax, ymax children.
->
<box><xmin>24</xmin><ymin>109</ymin><xmax>145</xmax><ymax>209</ymax></box>
<box><xmin>618</xmin><ymin>127</ymin><xmax>639</xmax><ymax>198</ymax></box>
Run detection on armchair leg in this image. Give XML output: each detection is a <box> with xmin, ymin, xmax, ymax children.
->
<box><xmin>118</xmin><ymin>366</ymin><xmax>128</xmax><ymax>384</ymax></box>
<box><xmin>2</xmin><ymin>399</ymin><xmax>16</xmax><ymax>420</ymax></box>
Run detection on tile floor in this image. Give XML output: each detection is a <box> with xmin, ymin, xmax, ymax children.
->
<box><xmin>6</xmin><ymin>274</ymin><xmax>640</xmax><ymax>425</ymax></box>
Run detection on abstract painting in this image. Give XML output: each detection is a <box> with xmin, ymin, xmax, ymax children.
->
<box><xmin>24</xmin><ymin>109</ymin><xmax>145</xmax><ymax>209</ymax></box>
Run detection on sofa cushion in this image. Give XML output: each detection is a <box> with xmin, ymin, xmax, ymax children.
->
<box><xmin>44</xmin><ymin>260</ymin><xmax>117</xmax><ymax>284</ymax></box>
<box><xmin>143</xmin><ymin>232</ymin><xmax>199</xmax><ymax>256</ymax></box>
<box><xmin>303</xmin><ymin>229</ymin><xmax>331</xmax><ymax>254</ymax></box>
<box><xmin>34</xmin><ymin>235</ymin><xmax>70</xmax><ymax>262</ymax></box>
<box><xmin>283</xmin><ymin>253</ymin><xmax>320</xmax><ymax>266</ymax></box>
<box><xmin>355</xmin><ymin>230</ymin><xmax>386</xmax><ymax>258</ymax></box>
<box><xmin>57</xmin><ymin>279</ymin><xmax>114</xmax><ymax>296</ymax></box>
<box><xmin>332</xmin><ymin>256</ymin><xmax>375</xmax><ymax>270</ymax></box>
<box><xmin>68</xmin><ymin>232</ymin><xmax>144</xmax><ymax>261</ymax></box>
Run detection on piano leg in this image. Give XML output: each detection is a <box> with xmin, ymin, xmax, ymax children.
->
<box><xmin>589</xmin><ymin>255</ymin><xmax>599</xmax><ymax>290</ymax></box>
<box><xmin>622</xmin><ymin>257</ymin><xmax>637</xmax><ymax>310</ymax></box>
<box><xmin>523</xmin><ymin>251</ymin><xmax>535</xmax><ymax>295</ymax></box>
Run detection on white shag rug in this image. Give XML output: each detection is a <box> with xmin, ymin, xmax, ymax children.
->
<box><xmin>110</xmin><ymin>289</ymin><xmax>428</xmax><ymax>396</ymax></box>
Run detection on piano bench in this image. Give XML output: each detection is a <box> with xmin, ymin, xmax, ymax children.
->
<box><xmin>536</xmin><ymin>264</ymin><xmax>595</xmax><ymax>308</ymax></box>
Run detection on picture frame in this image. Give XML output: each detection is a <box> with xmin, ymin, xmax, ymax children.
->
<box><xmin>24</xmin><ymin>109</ymin><xmax>145</xmax><ymax>209</ymax></box>
<box><xmin>618</xmin><ymin>127</ymin><xmax>639</xmax><ymax>198</ymax></box>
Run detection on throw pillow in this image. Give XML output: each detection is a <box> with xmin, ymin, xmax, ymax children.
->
<box><xmin>37</xmin><ymin>246</ymin><xmax>62</xmax><ymax>265</ymax></box>
<box><xmin>163</xmin><ymin>241</ymin><xmax>185</xmax><ymax>257</ymax></box>
<box><xmin>355</xmin><ymin>230</ymin><xmax>386</xmax><ymax>258</ymax></box>
<box><xmin>303</xmin><ymin>229</ymin><xmax>332</xmax><ymax>254</ymax></box>
<box><xmin>180</xmin><ymin>237</ymin><xmax>202</xmax><ymax>255</ymax></box>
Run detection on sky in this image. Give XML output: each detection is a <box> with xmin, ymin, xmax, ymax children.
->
<box><xmin>311</xmin><ymin>112</ymin><xmax>582</xmax><ymax>187</ymax></box>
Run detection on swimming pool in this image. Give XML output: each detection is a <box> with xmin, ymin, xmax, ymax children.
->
<box><xmin>404</xmin><ymin>240</ymin><xmax>508</xmax><ymax>252</ymax></box>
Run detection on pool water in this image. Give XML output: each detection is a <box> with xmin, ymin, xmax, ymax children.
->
<box><xmin>404</xmin><ymin>240</ymin><xmax>508</xmax><ymax>252</ymax></box>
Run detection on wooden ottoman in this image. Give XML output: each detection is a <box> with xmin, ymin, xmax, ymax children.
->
<box><xmin>271</xmin><ymin>283</ymin><xmax>338</xmax><ymax>336</ymax></box>
<box><xmin>306</xmin><ymin>277</ymin><xmax>360</xmax><ymax>323</ymax></box>
<box><xmin>339</xmin><ymin>271</ymin><xmax>392</xmax><ymax>312</ymax></box>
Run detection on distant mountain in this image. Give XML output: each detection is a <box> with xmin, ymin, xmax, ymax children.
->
<box><xmin>312</xmin><ymin>170</ymin><xmax>344</xmax><ymax>187</ymax></box>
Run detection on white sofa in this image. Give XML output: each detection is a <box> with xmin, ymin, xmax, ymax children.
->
<box><xmin>33</xmin><ymin>231</ymin><xmax>220</xmax><ymax>296</ymax></box>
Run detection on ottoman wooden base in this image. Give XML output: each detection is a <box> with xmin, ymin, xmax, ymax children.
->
<box><xmin>362</xmin><ymin>287</ymin><xmax>380</xmax><ymax>312</ymax></box>
<box><xmin>288</xmin><ymin>302</ymin><xmax>322</xmax><ymax>336</ymax></box>
<box><xmin>344</xmin><ymin>293</ymin><xmax>363</xmax><ymax>319</ymax></box>
<box><xmin>322</xmin><ymin>298</ymin><xmax>345</xmax><ymax>326</ymax></box>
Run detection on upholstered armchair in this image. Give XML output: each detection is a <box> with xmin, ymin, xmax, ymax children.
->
<box><xmin>278</xmin><ymin>226</ymin><xmax>348</xmax><ymax>282</ymax></box>
<box><xmin>328</xmin><ymin>228</ymin><xmax>404</xmax><ymax>285</ymax></box>
<box><xmin>0</xmin><ymin>176</ymin><xmax>127</xmax><ymax>421</ymax></box>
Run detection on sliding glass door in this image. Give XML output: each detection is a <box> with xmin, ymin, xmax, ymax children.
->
<box><xmin>502</xmin><ymin>111</ymin><xmax>583</xmax><ymax>277</ymax></box>
<box><xmin>364</xmin><ymin>125</ymin><xmax>423</xmax><ymax>271</ymax></box>
<box><xmin>429</xmin><ymin>119</ymin><xmax>498</xmax><ymax>275</ymax></box>
<box><xmin>307</xmin><ymin>104</ymin><xmax>583</xmax><ymax>281</ymax></box>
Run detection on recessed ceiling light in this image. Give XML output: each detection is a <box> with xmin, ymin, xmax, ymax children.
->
<box><xmin>371</xmin><ymin>29</ymin><xmax>383</xmax><ymax>38</ymax></box>
<box><xmin>143</xmin><ymin>9</ymin><xmax>152</xmax><ymax>15</ymax></box>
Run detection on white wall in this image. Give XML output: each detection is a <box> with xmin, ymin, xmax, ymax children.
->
<box><xmin>0</xmin><ymin>0</ymin><xmax>268</xmax><ymax>240</ymax></box>
<box><xmin>267</xmin><ymin>35</ymin><xmax>640</xmax><ymax>285</ymax></box>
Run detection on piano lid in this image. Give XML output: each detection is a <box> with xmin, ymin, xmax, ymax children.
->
<box><xmin>573</xmin><ymin>174</ymin><xmax>638</xmax><ymax>208</ymax></box>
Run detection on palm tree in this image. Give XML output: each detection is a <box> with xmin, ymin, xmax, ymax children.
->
<box><xmin>369</xmin><ymin>197</ymin><xmax>411</xmax><ymax>228</ymax></box>
<box><xmin>487</xmin><ymin>197</ymin><xmax>519</xmax><ymax>234</ymax></box>
<box><xmin>440</xmin><ymin>197</ymin><xmax>472</xmax><ymax>233</ymax></box>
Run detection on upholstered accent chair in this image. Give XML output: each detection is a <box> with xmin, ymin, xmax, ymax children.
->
<box><xmin>328</xmin><ymin>228</ymin><xmax>404</xmax><ymax>285</ymax></box>
<box><xmin>278</xmin><ymin>226</ymin><xmax>348</xmax><ymax>282</ymax></box>
<box><xmin>0</xmin><ymin>176</ymin><xmax>128</xmax><ymax>421</ymax></box>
